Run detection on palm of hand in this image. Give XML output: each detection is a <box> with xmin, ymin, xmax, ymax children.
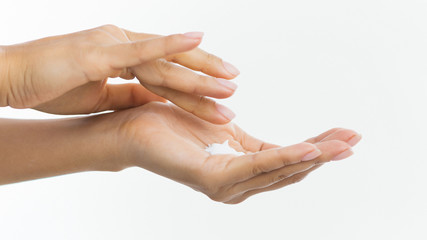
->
<box><xmin>116</xmin><ymin>102</ymin><xmax>358</xmax><ymax>204</ymax></box>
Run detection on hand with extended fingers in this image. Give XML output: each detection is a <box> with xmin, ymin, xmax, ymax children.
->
<box><xmin>0</xmin><ymin>26</ymin><xmax>361</xmax><ymax>203</ymax></box>
<box><xmin>105</xmin><ymin>102</ymin><xmax>361</xmax><ymax>204</ymax></box>
<box><xmin>0</xmin><ymin>25</ymin><xmax>238</xmax><ymax>123</ymax></box>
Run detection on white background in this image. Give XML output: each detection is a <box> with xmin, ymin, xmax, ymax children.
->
<box><xmin>1</xmin><ymin>0</ymin><xmax>426</xmax><ymax>239</ymax></box>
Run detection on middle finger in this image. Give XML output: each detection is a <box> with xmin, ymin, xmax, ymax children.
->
<box><xmin>131</xmin><ymin>59</ymin><xmax>237</xmax><ymax>99</ymax></box>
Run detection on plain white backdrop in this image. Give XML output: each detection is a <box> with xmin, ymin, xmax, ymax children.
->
<box><xmin>1</xmin><ymin>0</ymin><xmax>426</xmax><ymax>239</ymax></box>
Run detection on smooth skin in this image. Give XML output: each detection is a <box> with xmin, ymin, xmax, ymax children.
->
<box><xmin>0</xmin><ymin>25</ymin><xmax>239</xmax><ymax>124</ymax></box>
<box><xmin>0</xmin><ymin>25</ymin><xmax>361</xmax><ymax>203</ymax></box>
<box><xmin>0</xmin><ymin>102</ymin><xmax>361</xmax><ymax>204</ymax></box>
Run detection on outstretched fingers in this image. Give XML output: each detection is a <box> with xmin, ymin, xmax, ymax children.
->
<box><xmin>223</xmin><ymin>140</ymin><xmax>352</xmax><ymax>201</ymax></box>
<box><xmin>121</xmin><ymin>29</ymin><xmax>240</xmax><ymax>79</ymax></box>
<box><xmin>223</xmin><ymin>142</ymin><xmax>322</xmax><ymax>184</ymax></box>
<box><xmin>131</xmin><ymin>59</ymin><xmax>237</xmax><ymax>99</ymax></box>
<box><xmin>305</xmin><ymin>128</ymin><xmax>361</xmax><ymax>147</ymax></box>
<box><xmin>202</xmin><ymin>127</ymin><xmax>361</xmax><ymax>204</ymax></box>
<box><xmin>225</xmin><ymin>165</ymin><xmax>322</xmax><ymax>204</ymax></box>
<box><xmin>168</xmin><ymin>48</ymin><xmax>240</xmax><ymax>79</ymax></box>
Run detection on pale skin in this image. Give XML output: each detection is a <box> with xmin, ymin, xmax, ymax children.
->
<box><xmin>0</xmin><ymin>25</ymin><xmax>361</xmax><ymax>203</ymax></box>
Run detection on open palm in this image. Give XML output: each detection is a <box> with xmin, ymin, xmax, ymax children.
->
<box><xmin>110</xmin><ymin>102</ymin><xmax>360</xmax><ymax>204</ymax></box>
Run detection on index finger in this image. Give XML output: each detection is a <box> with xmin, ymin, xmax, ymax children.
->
<box><xmin>121</xmin><ymin>29</ymin><xmax>240</xmax><ymax>79</ymax></box>
<box><xmin>102</xmin><ymin>33</ymin><xmax>202</xmax><ymax>69</ymax></box>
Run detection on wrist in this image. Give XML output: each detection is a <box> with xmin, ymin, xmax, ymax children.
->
<box><xmin>70</xmin><ymin>114</ymin><xmax>127</xmax><ymax>172</ymax></box>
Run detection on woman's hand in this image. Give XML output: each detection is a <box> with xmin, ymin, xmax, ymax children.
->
<box><xmin>104</xmin><ymin>102</ymin><xmax>361</xmax><ymax>204</ymax></box>
<box><xmin>0</xmin><ymin>102</ymin><xmax>361</xmax><ymax>202</ymax></box>
<box><xmin>0</xmin><ymin>25</ymin><xmax>239</xmax><ymax>124</ymax></box>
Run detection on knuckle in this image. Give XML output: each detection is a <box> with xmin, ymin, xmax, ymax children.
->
<box><xmin>314</xmin><ymin>158</ymin><xmax>324</xmax><ymax>164</ymax></box>
<box><xmin>134</xmin><ymin>44</ymin><xmax>151</xmax><ymax>62</ymax></box>
<box><xmin>288</xmin><ymin>174</ymin><xmax>306</xmax><ymax>185</ymax></box>
<box><xmin>202</xmin><ymin>53</ymin><xmax>220</xmax><ymax>72</ymax></box>
<box><xmin>190</xmin><ymin>96</ymin><xmax>212</xmax><ymax>114</ymax></box>
<box><xmin>251</xmin><ymin>164</ymin><xmax>263</xmax><ymax>176</ymax></box>
<box><xmin>81</xmin><ymin>48</ymin><xmax>107</xmax><ymax>79</ymax></box>
<box><xmin>153</xmin><ymin>60</ymin><xmax>172</xmax><ymax>86</ymax></box>
<box><xmin>273</xmin><ymin>174</ymin><xmax>289</xmax><ymax>183</ymax></box>
<box><xmin>251</xmin><ymin>154</ymin><xmax>267</xmax><ymax>176</ymax></box>
<box><xmin>99</xmin><ymin>24</ymin><xmax>119</xmax><ymax>31</ymax></box>
<box><xmin>274</xmin><ymin>148</ymin><xmax>292</xmax><ymax>166</ymax></box>
<box><xmin>163</xmin><ymin>35</ymin><xmax>179</xmax><ymax>55</ymax></box>
<box><xmin>192</xmin><ymin>75</ymin><xmax>209</xmax><ymax>94</ymax></box>
<box><xmin>197</xmin><ymin>74</ymin><xmax>211</xmax><ymax>85</ymax></box>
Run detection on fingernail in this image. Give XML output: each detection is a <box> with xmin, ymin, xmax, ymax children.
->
<box><xmin>302</xmin><ymin>148</ymin><xmax>322</xmax><ymax>161</ymax></box>
<box><xmin>215</xmin><ymin>103</ymin><xmax>236</xmax><ymax>121</ymax></box>
<box><xmin>332</xmin><ymin>148</ymin><xmax>354</xmax><ymax>161</ymax></box>
<box><xmin>223</xmin><ymin>61</ymin><xmax>240</xmax><ymax>76</ymax></box>
<box><xmin>347</xmin><ymin>133</ymin><xmax>362</xmax><ymax>147</ymax></box>
<box><xmin>183</xmin><ymin>32</ymin><xmax>204</xmax><ymax>39</ymax></box>
<box><xmin>216</xmin><ymin>78</ymin><xmax>238</xmax><ymax>91</ymax></box>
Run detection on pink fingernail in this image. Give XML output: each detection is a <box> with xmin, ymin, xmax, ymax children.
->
<box><xmin>302</xmin><ymin>148</ymin><xmax>322</xmax><ymax>161</ymax></box>
<box><xmin>216</xmin><ymin>78</ymin><xmax>238</xmax><ymax>91</ymax></box>
<box><xmin>215</xmin><ymin>103</ymin><xmax>236</xmax><ymax>121</ymax></box>
<box><xmin>347</xmin><ymin>134</ymin><xmax>362</xmax><ymax>147</ymax></box>
<box><xmin>183</xmin><ymin>32</ymin><xmax>204</xmax><ymax>39</ymax></box>
<box><xmin>332</xmin><ymin>149</ymin><xmax>354</xmax><ymax>161</ymax></box>
<box><xmin>223</xmin><ymin>61</ymin><xmax>240</xmax><ymax>76</ymax></box>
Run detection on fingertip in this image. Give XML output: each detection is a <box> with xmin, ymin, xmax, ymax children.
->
<box><xmin>179</xmin><ymin>32</ymin><xmax>203</xmax><ymax>48</ymax></box>
<box><xmin>161</xmin><ymin>33</ymin><xmax>203</xmax><ymax>56</ymax></box>
<box><xmin>292</xmin><ymin>142</ymin><xmax>321</xmax><ymax>161</ymax></box>
<box><xmin>211</xmin><ymin>78</ymin><xmax>238</xmax><ymax>99</ymax></box>
<box><xmin>215</xmin><ymin>103</ymin><xmax>236</xmax><ymax>122</ymax></box>
<box><xmin>314</xmin><ymin>140</ymin><xmax>353</xmax><ymax>162</ymax></box>
<box><xmin>347</xmin><ymin>133</ymin><xmax>362</xmax><ymax>147</ymax></box>
<box><xmin>332</xmin><ymin>148</ymin><xmax>354</xmax><ymax>161</ymax></box>
<box><xmin>222</xmin><ymin>61</ymin><xmax>240</xmax><ymax>77</ymax></box>
<box><xmin>301</xmin><ymin>148</ymin><xmax>322</xmax><ymax>161</ymax></box>
<box><xmin>183</xmin><ymin>31</ymin><xmax>204</xmax><ymax>39</ymax></box>
<box><xmin>216</xmin><ymin>78</ymin><xmax>238</xmax><ymax>91</ymax></box>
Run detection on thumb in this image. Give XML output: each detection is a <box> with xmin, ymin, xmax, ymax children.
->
<box><xmin>96</xmin><ymin>83</ymin><xmax>166</xmax><ymax>112</ymax></box>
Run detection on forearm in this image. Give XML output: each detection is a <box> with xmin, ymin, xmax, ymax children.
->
<box><xmin>0</xmin><ymin>45</ymin><xmax>9</xmax><ymax>106</ymax></box>
<box><xmin>0</xmin><ymin>116</ymin><xmax>122</xmax><ymax>185</ymax></box>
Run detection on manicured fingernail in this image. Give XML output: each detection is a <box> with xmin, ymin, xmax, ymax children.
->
<box><xmin>302</xmin><ymin>148</ymin><xmax>322</xmax><ymax>161</ymax></box>
<box><xmin>183</xmin><ymin>32</ymin><xmax>204</xmax><ymax>39</ymax></box>
<box><xmin>216</xmin><ymin>78</ymin><xmax>238</xmax><ymax>91</ymax></box>
<box><xmin>347</xmin><ymin>133</ymin><xmax>362</xmax><ymax>147</ymax></box>
<box><xmin>215</xmin><ymin>103</ymin><xmax>236</xmax><ymax>121</ymax></box>
<box><xmin>223</xmin><ymin>61</ymin><xmax>240</xmax><ymax>76</ymax></box>
<box><xmin>332</xmin><ymin>149</ymin><xmax>353</xmax><ymax>161</ymax></box>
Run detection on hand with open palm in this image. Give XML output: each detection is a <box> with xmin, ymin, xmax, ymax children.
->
<box><xmin>102</xmin><ymin>102</ymin><xmax>361</xmax><ymax>204</ymax></box>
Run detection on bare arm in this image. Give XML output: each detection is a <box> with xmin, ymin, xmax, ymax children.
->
<box><xmin>0</xmin><ymin>103</ymin><xmax>360</xmax><ymax>204</ymax></box>
<box><xmin>0</xmin><ymin>116</ymin><xmax>120</xmax><ymax>185</ymax></box>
